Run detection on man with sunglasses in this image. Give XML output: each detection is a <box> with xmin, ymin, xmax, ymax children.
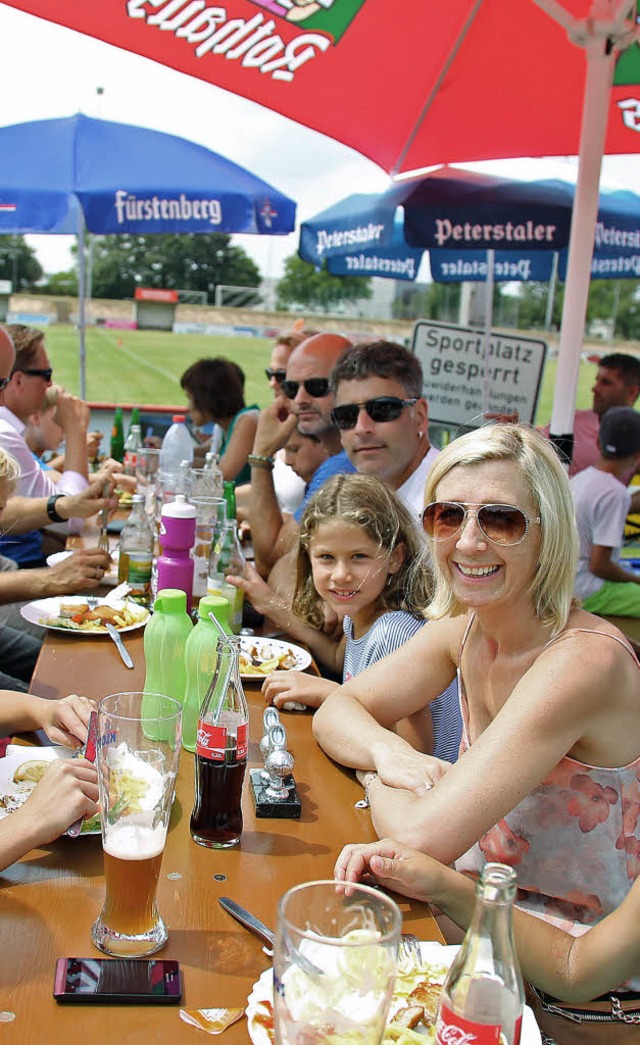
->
<box><xmin>0</xmin><ymin>324</ymin><xmax>91</xmax><ymax>505</ymax></box>
<box><xmin>249</xmin><ymin>331</ymin><xmax>353</xmax><ymax>576</ymax></box>
<box><xmin>329</xmin><ymin>341</ymin><xmax>437</xmax><ymax>517</ymax></box>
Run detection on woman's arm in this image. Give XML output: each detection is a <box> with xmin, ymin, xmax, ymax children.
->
<box><xmin>219</xmin><ymin>413</ymin><xmax>259</xmax><ymax>483</ymax></box>
<box><xmin>335</xmin><ymin>840</ymin><xmax>640</xmax><ymax>1003</ymax></box>
<box><xmin>357</xmin><ymin>632</ymin><xmax>633</xmax><ymax>861</ymax></box>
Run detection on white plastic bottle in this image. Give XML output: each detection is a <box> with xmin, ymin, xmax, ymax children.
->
<box><xmin>160</xmin><ymin>415</ymin><xmax>194</xmax><ymax>474</ymax></box>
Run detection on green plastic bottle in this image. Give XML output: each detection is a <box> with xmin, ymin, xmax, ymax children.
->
<box><xmin>182</xmin><ymin>595</ymin><xmax>232</xmax><ymax>752</ymax></box>
<box><xmin>142</xmin><ymin>588</ymin><xmax>193</xmax><ymax>741</ymax></box>
<box><xmin>110</xmin><ymin>406</ymin><xmax>124</xmax><ymax>463</ymax></box>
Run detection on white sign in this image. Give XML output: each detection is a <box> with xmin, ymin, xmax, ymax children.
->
<box><xmin>412</xmin><ymin>320</ymin><xmax>547</xmax><ymax>427</ymax></box>
<box><xmin>0</xmin><ymin>281</ymin><xmax>12</xmax><ymax>294</ymax></box>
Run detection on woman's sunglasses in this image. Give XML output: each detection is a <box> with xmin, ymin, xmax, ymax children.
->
<box><xmin>331</xmin><ymin>396</ymin><xmax>418</xmax><ymax>431</ymax></box>
<box><xmin>265</xmin><ymin>368</ymin><xmax>286</xmax><ymax>383</ymax></box>
<box><xmin>422</xmin><ymin>501</ymin><xmax>541</xmax><ymax>546</ymax></box>
<box><xmin>279</xmin><ymin>377</ymin><xmax>330</xmax><ymax>400</ymax></box>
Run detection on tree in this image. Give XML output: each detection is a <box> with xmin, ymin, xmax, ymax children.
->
<box><xmin>86</xmin><ymin>233</ymin><xmax>260</xmax><ymax>301</ymax></box>
<box><xmin>38</xmin><ymin>270</ymin><xmax>79</xmax><ymax>296</ymax></box>
<box><xmin>0</xmin><ymin>235</ymin><xmax>42</xmax><ymax>291</ymax></box>
<box><xmin>277</xmin><ymin>256</ymin><xmax>372</xmax><ymax>311</ymax></box>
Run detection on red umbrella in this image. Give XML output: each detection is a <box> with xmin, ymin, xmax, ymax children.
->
<box><xmin>2</xmin><ymin>0</ymin><xmax>638</xmax><ymax>176</ymax></box>
<box><xmin>4</xmin><ymin>0</ymin><xmax>640</xmax><ymax>444</ymax></box>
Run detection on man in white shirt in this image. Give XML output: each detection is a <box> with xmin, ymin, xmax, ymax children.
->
<box><xmin>0</xmin><ymin>323</ymin><xmax>90</xmax><ymax>502</ymax></box>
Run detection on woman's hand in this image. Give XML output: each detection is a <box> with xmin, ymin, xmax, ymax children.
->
<box><xmin>373</xmin><ymin>745</ymin><xmax>451</xmax><ymax>794</ymax></box>
<box><xmin>262</xmin><ymin>670</ymin><xmax>337</xmax><ymax>710</ymax></box>
<box><xmin>334</xmin><ymin>838</ymin><xmax>443</xmax><ymax>902</ymax></box>
<box><xmin>17</xmin><ymin>758</ymin><xmax>99</xmax><ymax>845</ymax></box>
<box><xmin>39</xmin><ymin>694</ymin><xmax>96</xmax><ymax>749</ymax></box>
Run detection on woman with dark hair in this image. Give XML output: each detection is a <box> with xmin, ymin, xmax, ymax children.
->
<box><xmin>180</xmin><ymin>357</ymin><xmax>259</xmax><ymax>484</ymax></box>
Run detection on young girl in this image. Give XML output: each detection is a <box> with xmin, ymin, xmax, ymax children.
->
<box><xmin>260</xmin><ymin>474</ymin><xmax>462</xmax><ymax>764</ymax></box>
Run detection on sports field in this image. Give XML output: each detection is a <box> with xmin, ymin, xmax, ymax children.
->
<box><xmin>42</xmin><ymin>325</ymin><xmax>596</xmax><ymax>425</ymax></box>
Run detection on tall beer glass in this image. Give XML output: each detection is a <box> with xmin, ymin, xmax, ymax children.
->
<box><xmin>91</xmin><ymin>691</ymin><xmax>182</xmax><ymax>957</ymax></box>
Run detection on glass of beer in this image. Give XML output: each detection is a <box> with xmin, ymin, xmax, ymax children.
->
<box><xmin>91</xmin><ymin>691</ymin><xmax>182</xmax><ymax>957</ymax></box>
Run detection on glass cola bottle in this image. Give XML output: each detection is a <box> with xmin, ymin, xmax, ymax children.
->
<box><xmin>190</xmin><ymin>634</ymin><xmax>249</xmax><ymax>849</ymax></box>
<box><xmin>435</xmin><ymin>863</ymin><xmax>524</xmax><ymax>1045</ymax></box>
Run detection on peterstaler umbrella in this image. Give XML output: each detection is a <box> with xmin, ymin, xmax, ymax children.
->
<box><xmin>0</xmin><ymin>113</ymin><xmax>296</xmax><ymax>396</ymax></box>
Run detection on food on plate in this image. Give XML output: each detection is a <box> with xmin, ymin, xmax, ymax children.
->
<box><xmin>240</xmin><ymin>642</ymin><xmax>299</xmax><ymax>677</ymax></box>
<box><xmin>248</xmin><ymin>952</ymin><xmax>450</xmax><ymax>1045</ymax></box>
<box><xmin>40</xmin><ymin>601</ymin><xmax>149</xmax><ymax>633</ymax></box>
<box><xmin>13</xmin><ymin>759</ymin><xmax>49</xmax><ymax>785</ymax></box>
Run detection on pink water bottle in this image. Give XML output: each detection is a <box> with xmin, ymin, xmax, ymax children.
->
<box><xmin>156</xmin><ymin>494</ymin><xmax>197</xmax><ymax>612</ymax></box>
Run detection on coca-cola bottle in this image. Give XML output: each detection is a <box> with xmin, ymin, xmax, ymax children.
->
<box><xmin>435</xmin><ymin>863</ymin><xmax>524</xmax><ymax>1045</ymax></box>
<box><xmin>190</xmin><ymin>634</ymin><xmax>248</xmax><ymax>849</ymax></box>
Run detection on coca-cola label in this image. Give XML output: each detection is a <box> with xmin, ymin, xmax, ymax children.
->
<box><xmin>435</xmin><ymin>1003</ymin><xmax>502</xmax><ymax>1044</ymax></box>
<box><xmin>196</xmin><ymin>721</ymin><xmax>248</xmax><ymax>761</ymax></box>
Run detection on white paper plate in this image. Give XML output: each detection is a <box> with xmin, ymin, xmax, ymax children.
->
<box><xmin>46</xmin><ymin>550</ymin><xmax>118</xmax><ymax>588</ymax></box>
<box><xmin>246</xmin><ymin>941</ymin><xmax>541</xmax><ymax>1045</ymax></box>
<box><xmin>239</xmin><ymin>637</ymin><xmax>312</xmax><ymax>680</ymax></box>
<box><xmin>20</xmin><ymin>594</ymin><xmax>149</xmax><ymax>634</ymax></box>
<box><xmin>0</xmin><ymin>745</ymin><xmax>100</xmax><ymax>835</ymax></box>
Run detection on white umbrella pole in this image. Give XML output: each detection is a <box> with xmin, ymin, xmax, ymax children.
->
<box><xmin>78</xmin><ymin>210</ymin><xmax>87</xmax><ymax>401</ymax></box>
<box><xmin>482</xmin><ymin>249</ymin><xmax>495</xmax><ymax>416</ymax></box>
<box><xmin>545</xmin><ymin>251</ymin><xmax>559</xmax><ymax>331</ymax></box>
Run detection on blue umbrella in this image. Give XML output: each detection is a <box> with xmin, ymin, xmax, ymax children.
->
<box><xmin>0</xmin><ymin>113</ymin><xmax>296</xmax><ymax>395</ymax></box>
<box><xmin>299</xmin><ymin>167</ymin><xmax>640</xmax><ymax>279</ymax></box>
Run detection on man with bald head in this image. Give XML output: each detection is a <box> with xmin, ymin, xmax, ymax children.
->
<box><xmin>249</xmin><ymin>332</ymin><xmax>353</xmax><ymax>575</ymax></box>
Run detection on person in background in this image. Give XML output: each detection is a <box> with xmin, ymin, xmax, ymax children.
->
<box><xmin>0</xmin><ymin>691</ymin><xmax>98</xmax><ymax>871</ymax></box>
<box><xmin>313</xmin><ymin>425</ymin><xmax>640</xmax><ymax>954</ymax></box>
<box><xmin>180</xmin><ymin>357</ymin><xmax>259</xmax><ymax>485</ymax></box>
<box><xmin>541</xmin><ymin>351</ymin><xmax>640</xmax><ymax>477</ymax></box>
<box><xmin>25</xmin><ymin>387</ymin><xmax>103</xmax><ymax>474</ymax></box>
<box><xmin>248</xmin><ymin>331</ymin><xmax>353</xmax><ymax>577</ymax></box>
<box><xmin>571</xmin><ymin>405</ymin><xmax>640</xmax><ymax>617</ymax></box>
<box><xmin>265</xmin><ymin>326</ymin><xmax>317</xmax><ymax>515</ymax></box>
<box><xmin>282</xmin><ymin>424</ymin><xmax>329</xmax><ymax>490</ymax></box>
<box><xmin>259</xmin><ymin>474</ymin><xmax>461</xmax><ymax>764</ymax></box>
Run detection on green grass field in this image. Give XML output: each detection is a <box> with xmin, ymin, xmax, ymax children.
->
<box><xmin>42</xmin><ymin>325</ymin><xmax>596</xmax><ymax>425</ymax></box>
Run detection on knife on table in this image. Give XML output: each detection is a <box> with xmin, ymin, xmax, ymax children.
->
<box><xmin>67</xmin><ymin>710</ymin><xmax>98</xmax><ymax>838</ymax></box>
<box><xmin>218</xmin><ymin>897</ymin><xmax>322</xmax><ymax>975</ymax></box>
<box><xmin>105</xmin><ymin>621</ymin><xmax>134</xmax><ymax>669</ymax></box>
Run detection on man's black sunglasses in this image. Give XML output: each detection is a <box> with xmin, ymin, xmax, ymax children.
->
<box><xmin>331</xmin><ymin>396</ymin><xmax>418</xmax><ymax>431</ymax></box>
<box><xmin>280</xmin><ymin>377</ymin><xmax>330</xmax><ymax>400</ymax></box>
<box><xmin>265</xmin><ymin>368</ymin><xmax>287</xmax><ymax>383</ymax></box>
<box><xmin>19</xmin><ymin>367</ymin><xmax>53</xmax><ymax>381</ymax></box>
<box><xmin>0</xmin><ymin>377</ymin><xmax>9</xmax><ymax>392</ymax></box>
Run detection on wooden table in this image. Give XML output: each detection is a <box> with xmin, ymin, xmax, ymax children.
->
<box><xmin>1</xmin><ymin>628</ymin><xmax>444</xmax><ymax>1043</ymax></box>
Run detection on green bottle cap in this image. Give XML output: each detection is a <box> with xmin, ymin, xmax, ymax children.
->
<box><xmin>153</xmin><ymin>588</ymin><xmax>188</xmax><ymax>614</ymax></box>
<box><xmin>197</xmin><ymin>595</ymin><xmax>232</xmax><ymax>632</ymax></box>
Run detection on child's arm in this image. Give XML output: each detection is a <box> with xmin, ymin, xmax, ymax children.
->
<box><xmin>335</xmin><ymin>840</ymin><xmax>640</xmax><ymax>1003</ymax></box>
<box><xmin>0</xmin><ymin>758</ymin><xmax>99</xmax><ymax>872</ymax></box>
<box><xmin>262</xmin><ymin>671</ymin><xmax>338</xmax><ymax>710</ymax></box>
<box><xmin>227</xmin><ymin>563</ymin><xmax>346</xmax><ymax>673</ymax></box>
<box><xmin>0</xmin><ymin>693</ymin><xmax>94</xmax><ymax>748</ymax></box>
<box><xmin>590</xmin><ymin>544</ymin><xmax>640</xmax><ymax>585</ymax></box>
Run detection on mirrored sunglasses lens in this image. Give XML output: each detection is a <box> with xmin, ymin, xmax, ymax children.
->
<box><xmin>478</xmin><ymin>506</ymin><xmax>527</xmax><ymax>544</ymax></box>
<box><xmin>367</xmin><ymin>398</ymin><xmax>404</xmax><ymax>422</ymax></box>
<box><xmin>422</xmin><ymin>502</ymin><xmax>465</xmax><ymax>539</ymax></box>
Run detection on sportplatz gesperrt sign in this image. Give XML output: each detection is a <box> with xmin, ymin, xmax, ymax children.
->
<box><xmin>412</xmin><ymin>321</ymin><xmax>547</xmax><ymax>428</ymax></box>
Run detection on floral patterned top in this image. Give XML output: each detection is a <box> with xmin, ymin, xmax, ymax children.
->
<box><xmin>454</xmin><ymin>620</ymin><xmax>640</xmax><ymax>978</ymax></box>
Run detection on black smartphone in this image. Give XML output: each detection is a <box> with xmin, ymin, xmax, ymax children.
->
<box><xmin>53</xmin><ymin>958</ymin><xmax>182</xmax><ymax>1004</ymax></box>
